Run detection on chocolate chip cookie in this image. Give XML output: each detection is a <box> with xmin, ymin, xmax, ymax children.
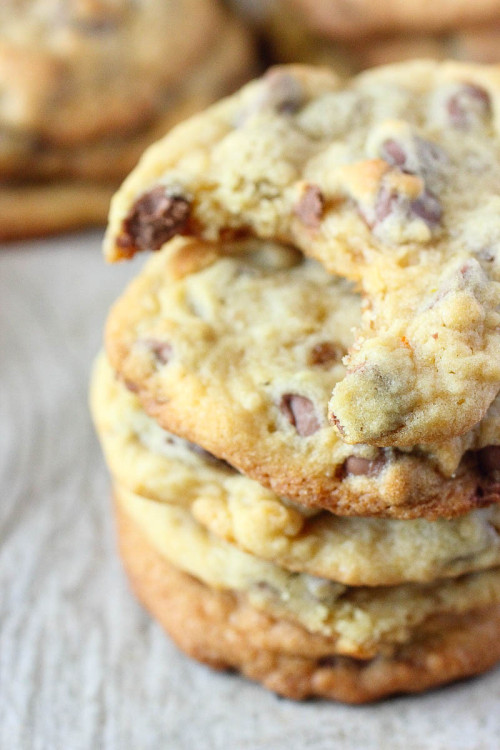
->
<box><xmin>91</xmin><ymin>353</ymin><xmax>500</xmax><ymax>585</ymax></box>
<box><xmin>104</xmin><ymin>237</ymin><xmax>500</xmax><ymax>519</ymax></box>
<box><xmin>104</xmin><ymin>62</ymin><xmax>500</xmax><ymax>448</ymax></box>
<box><xmin>116</xmin><ymin>491</ymin><xmax>500</xmax><ymax>702</ymax></box>
<box><xmin>244</xmin><ymin>0</ymin><xmax>500</xmax><ymax>73</ymax></box>
<box><xmin>290</xmin><ymin>0</ymin><xmax>500</xmax><ymax>40</ymax></box>
<box><xmin>0</xmin><ymin>0</ymin><xmax>256</xmax><ymax>238</ymax></box>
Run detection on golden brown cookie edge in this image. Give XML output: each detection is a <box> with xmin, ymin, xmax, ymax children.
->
<box><xmin>115</xmin><ymin>498</ymin><xmax>500</xmax><ymax>703</ymax></box>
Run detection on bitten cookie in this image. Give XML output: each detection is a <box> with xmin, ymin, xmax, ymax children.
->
<box><xmin>116</xmin><ymin>494</ymin><xmax>500</xmax><ymax>703</ymax></box>
<box><xmin>104</xmin><ymin>61</ymin><xmax>500</xmax><ymax>447</ymax></box>
<box><xmin>104</xmin><ymin>237</ymin><xmax>500</xmax><ymax>519</ymax></box>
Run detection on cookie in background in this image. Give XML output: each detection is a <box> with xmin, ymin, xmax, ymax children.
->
<box><xmin>0</xmin><ymin>0</ymin><xmax>257</xmax><ymax>240</ymax></box>
<box><xmin>229</xmin><ymin>0</ymin><xmax>500</xmax><ymax>74</ymax></box>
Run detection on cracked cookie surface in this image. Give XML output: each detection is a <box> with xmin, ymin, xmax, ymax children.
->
<box><xmin>105</xmin><ymin>61</ymin><xmax>500</xmax><ymax>447</ymax></box>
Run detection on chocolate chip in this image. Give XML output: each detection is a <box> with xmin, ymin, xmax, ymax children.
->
<box><xmin>381</xmin><ymin>137</ymin><xmax>447</xmax><ymax>179</ymax></box>
<box><xmin>264</xmin><ymin>69</ymin><xmax>305</xmax><ymax>114</ymax></box>
<box><xmin>280</xmin><ymin>394</ymin><xmax>320</xmax><ymax>436</ymax></box>
<box><xmin>118</xmin><ymin>187</ymin><xmax>191</xmax><ymax>255</ymax></box>
<box><xmin>447</xmin><ymin>84</ymin><xmax>491</xmax><ymax>129</ymax></box>
<box><xmin>144</xmin><ymin>339</ymin><xmax>172</xmax><ymax>365</ymax></box>
<box><xmin>308</xmin><ymin>341</ymin><xmax>345</xmax><ymax>366</ymax></box>
<box><xmin>344</xmin><ymin>455</ymin><xmax>383</xmax><ymax>476</ymax></box>
<box><xmin>124</xmin><ymin>379</ymin><xmax>139</xmax><ymax>393</ymax></box>
<box><xmin>374</xmin><ymin>185</ymin><xmax>399</xmax><ymax>223</ymax></box>
<box><xmin>410</xmin><ymin>189</ymin><xmax>442</xmax><ymax>226</ymax></box>
<box><xmin>478</xmin><ymin>446</ymin><xmax>500</xmax><ymax>474</ymax></box>
<box><xmin>381</xmin><ymin>139</ymin><xmax>407</xmax><ymax>169</ymax></box>
<box><xmin>239</xmin><ymin>69</ymin><xmax>305</xmax><ymax>122</ymax></box>
<box><xmin>374</xmin><ymin>184</ymin><xmax>441</xmax><ymax>227</ymax></box>
<box><xmin>294</xmin><ymin>184</ymin><xmax>324</xmax><ymax>228</ymax></box>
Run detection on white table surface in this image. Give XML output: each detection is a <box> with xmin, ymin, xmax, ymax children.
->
<box><xmin>2</xmin><ymin>231</ymin><xmax>500</xmax><ymax>750</ymax></box>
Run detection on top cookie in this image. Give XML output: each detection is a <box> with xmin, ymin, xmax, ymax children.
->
<box><xmin>0</xmin><ymin>0</ymin><xmax>220</xmax><ymax>145</ymax></box>
<box><xmin>104</xmin><ymin>61</ymin><xmax>500</xmax><ymax>448</ymax></box>
<box><xmin>289</xmin><ymin>0</ymin><xmax>500</xmax><ymax>40</ymax></box>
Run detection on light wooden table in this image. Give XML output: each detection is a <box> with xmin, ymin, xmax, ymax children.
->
<box><xmin>2</xmin><ymin>232</ymin><xmax>500</xmax><ymax>750</ymax></box>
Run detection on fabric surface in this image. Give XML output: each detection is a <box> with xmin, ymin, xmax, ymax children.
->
<box><xmin>1</xmin><ymin>231</ymin><xmax>500</xmax><ymax>748</ymax></box>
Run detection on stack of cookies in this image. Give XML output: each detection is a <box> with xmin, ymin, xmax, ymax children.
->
<box><xmin>92</xmin><ymin>61</ymin><xmax>500</xmax><ymax>702</ymax></box>
<box><xmin>233</xmin><ymin>0</ymin><xmax>500</xmax><ymax>74</ymax></box>
<box><xmin>0</xmin><ymin>0</ymin><xmax>255</xmax><ymax>240</ymax></box>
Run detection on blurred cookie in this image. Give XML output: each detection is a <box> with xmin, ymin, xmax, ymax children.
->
<box><xmin>92</xmin><ymin>352</ymin><xmax>500</xmax><ymax>585</ymax></box>
<box><xmin>0</xmin><ymin>181</ymin><xmax>115</xmax><ymax>240</ymax></box>
<box><xmin>116</xmin><ymin>491</ymin><xmax>500</xmax><ymax>702</ymax></box>
<box><xmin>248</xmin><ymin>0</ymin><xmax>500</xmax><ymax>73</ymax></box>
<box><xmin>0</xmin><ymin>0</ymin><xmax>220</xmax><ymax>144</ymax></box>
<box><xmin>0</xmin><ymin>1</ymin><xmax>256</xmax><ymax>238</ymax></box>
<box><xmin>104</xmin><ymin>238</ymin><xmax>500</xmax><ymax>519</ymax></box>
<box><xmin>289</xmin><ymin>0</ymin><xmax>500</xmax><ymax>40</ymax></box>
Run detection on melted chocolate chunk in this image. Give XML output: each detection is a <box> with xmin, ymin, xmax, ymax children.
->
<box><xmin>294</xmin><ymin>184</ymin><xmax>324</xmax><ymax>228</ymax></box>
<box><xmin>410</xmin><ymin>189</ymin><xmax>442</xmax><ymax>225</ymax></box>
<box><xmin>381</xmin><ymin>139</ymin><xmax>407</xmax><ymax>169</ymax></box>
<box><xmin>381</xmin><ymin>137</ymin><xmax>447</xmax><ymax>179</ymax></box>
<box><xmin>280</xmin><ymin>394</ymin><xmax>320</xmax><ymax>436</ymax></box>
<box><xmin>374</xmin><ymin>185</ymin><xmax>399</xmax><ymax>223</ymax></box>
<box><xmin>447</xmin><ymin>84</ymin><xmax>491</xmax><ymax>129</ymax></box>
<box><xmin>308</xmin><ymin>341</ymin><xmax>345</xmax><ymax>366</ymax></box>
<box><xmin>344</xmin><ymin>455</ymin><xmax>384</xmax><ymax>476</ymax></box>
<box><xmin>374</xmin><ymin>184</ymin><xmax>441</xmax><ymax>227</ymax></box>
<box><xmin>118</xmin><ymin>187</ymin><xmax>191</xmax><ymax>254</ymax></box>
<box><xmin>478</xmin><ymin>446</ymin><xmax>500</xmax><ymax>474</ymax></box>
